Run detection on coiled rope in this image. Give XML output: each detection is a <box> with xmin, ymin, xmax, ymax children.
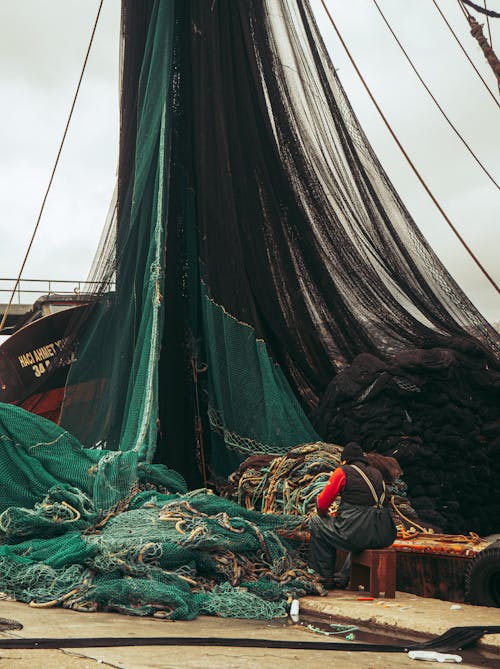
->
<box><xmin>467</xmin><ymin>14</ymin><xmax>500</xmax><ymax>85</ymax></box>
<box><xmin>431</xmin><ymin>0</ymin><xmax>499</xmax><ymax>107</ymax></box>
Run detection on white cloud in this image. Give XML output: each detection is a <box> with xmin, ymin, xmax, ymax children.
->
<box><xmin>0</xmin><ymin>0</ymin><xmax>120</xmax><ymax>291</ymax></box>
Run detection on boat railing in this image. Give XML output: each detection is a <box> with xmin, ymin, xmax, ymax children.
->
<box><xmin>0</xmin><ymin>278</ymin><xmax>114</xmax><ymax>305</ymax></box>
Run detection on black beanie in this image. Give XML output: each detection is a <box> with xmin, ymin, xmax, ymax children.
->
<box><xmin>341</xmin><ymin>442</ymin><xmax>364</xmax><ymax>463</ymax></box>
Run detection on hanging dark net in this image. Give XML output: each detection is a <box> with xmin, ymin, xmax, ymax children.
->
<box><xmin>96</xmin><ymin>0</ymin><xmax>497</xmax><ymax>533</ymax></box>
<box><xmin>0</xmin><ymin>0</ymin><xmax>498</xmax><ymax>560</ymax></box>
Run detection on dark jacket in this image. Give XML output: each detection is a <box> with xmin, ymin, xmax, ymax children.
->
<box><xmin>341</xmin><ymin>461</ymin><xmax>387</xmax><ymax>507</ymax></box>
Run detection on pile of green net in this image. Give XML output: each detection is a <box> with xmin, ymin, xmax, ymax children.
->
<box><xmin>0</xmin><ymin>488</ymin><xmax>321</xmax><ymax>619</ymax></box>
<box><xmin>0</xmin><ymin>403</ymin><xmax>321</xmax><ymax>620</ymax></box>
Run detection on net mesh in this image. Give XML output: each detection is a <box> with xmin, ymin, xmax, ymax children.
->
<box><xmin>0</xmin><ymin>0</ymin><xmax>498</xmax><ymax>621</ymax></box>
<box><xmin>0</xmin><ymin>412</ymin><xmax>320</xmax><ymax>619</ymax></box>
<box><xmin>58</xmin><ymin>0</ymin><xmax>498</xmax><ymax>487</ymax></box>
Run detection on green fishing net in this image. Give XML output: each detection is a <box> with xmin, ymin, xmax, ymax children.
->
<box><xmin>0</xmin><ymin>402</ymin><xmax>322</xmax><ymax>619</ymax></box>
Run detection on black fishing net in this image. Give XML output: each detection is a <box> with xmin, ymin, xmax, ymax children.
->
<box><xmin>311</xmin><ymin>342</ymin><xmax>500</xmax><ymax>535</ymax></box>
<box><xmin>69</xmin><ymin>0</ymin><xmax>499</xmax><ymax>517</ymax></box>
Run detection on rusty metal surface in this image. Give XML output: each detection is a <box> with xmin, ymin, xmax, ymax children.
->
<box><xmin>396</xmin><ymin>552</ymin><xmax>471</xmax><ymax>603</ymax></box>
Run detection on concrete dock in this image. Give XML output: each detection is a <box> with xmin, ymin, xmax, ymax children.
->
<box><xmin>0</xmin><ymin>590</ymin><xmax>498</xmax><ymax>668</ymax></box>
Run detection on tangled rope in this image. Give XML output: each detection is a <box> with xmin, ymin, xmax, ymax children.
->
<box><xmin>467</xmin><ymin>15</ymin><xmax>500</xmax><ymax>84</ymax></box>
<box><xmin>223</xmin><ymin>442</ymin><xmax>423</xmax><ymax>534</ymax></box>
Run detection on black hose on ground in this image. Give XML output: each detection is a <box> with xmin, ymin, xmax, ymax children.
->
<box><xmin>0</xmin><ymin>626</ymin><xmax>498</xmax><ymax>652</ymax></box>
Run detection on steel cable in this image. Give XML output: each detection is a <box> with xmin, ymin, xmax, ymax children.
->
<box><xmin>319</xmin><ymin>0</ymin><xmax>499</xmax><ymax>294</ymax></box>
<box><xmin>371</xmin><ymin>0</ymin><xmax>498</xmax><ymax>189</ymax></box>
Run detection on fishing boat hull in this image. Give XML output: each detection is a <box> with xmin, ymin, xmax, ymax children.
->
<box><xmin>0</xmin><ymin>303</ymin><xmax>90</xmax><ymax>423</ymax></box>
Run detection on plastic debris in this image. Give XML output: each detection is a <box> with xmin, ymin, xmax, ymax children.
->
<box><xmin>290</xmin><ymin>598</ymin><xmax>300</xmax><ymax>623</ymax></box>
<box><xmin>450</xmin><ymin>604</ymin><xmax>462</xmax><ymax>610</ymax></box>
<box><xmin>306</xmin><ymin>623</ymin><xmax>358</xmax><ymax>636</ymax></box>
<box><xmin>408</xmin><ymin>650</ymin><xmax>462</xmax><ymax>663</ymax></box>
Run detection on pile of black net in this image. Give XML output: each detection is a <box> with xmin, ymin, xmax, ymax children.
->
<box><xmin>311</xmin><ymin>339</ymin><xmax>500</xmax><ymax>535</ymax></box>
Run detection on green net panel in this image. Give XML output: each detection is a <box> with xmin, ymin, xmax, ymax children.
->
<box><xmin>60</xmin><ymin>0</ymin><xmax>175</xmax><ymax>466</ymax></box>
<box><xmin>202</xmin><ymin>287</ymin><xmax>319</xmax><ymax>476</ymax></box>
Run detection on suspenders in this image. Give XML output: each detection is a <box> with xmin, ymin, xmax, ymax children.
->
<box><xmin>350</xmin><ymin>464</ymin><xmax>386</xmax><ymax>508</ymax></box>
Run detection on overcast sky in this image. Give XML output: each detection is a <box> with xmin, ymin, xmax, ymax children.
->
<box><xmin>0</xmin><ymin>1</ymin><xmax>498</xmax><ymax>322</ymax></box>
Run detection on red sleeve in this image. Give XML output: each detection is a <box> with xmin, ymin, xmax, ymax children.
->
<box><xmin>317</xmin><ymin>467</ymin><xmax>346</xmax><ymax>514</ymax></box>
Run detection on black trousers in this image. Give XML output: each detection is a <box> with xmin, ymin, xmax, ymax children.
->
<box><xmin>309</xmin><ymin>504</ymin><xmax>396</xmax><ymax>583</ymax></box>
<box><xmin>308</xmin><ymin>513</ymin><xmax>354</xmax><ymax>583</ymax></box>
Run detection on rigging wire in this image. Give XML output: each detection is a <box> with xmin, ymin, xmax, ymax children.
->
<box><xmin>431</xmin><ymin>0</ymin><xmax>500</xmax><ymax>108</ymax></box>
<box><xmin>458</xmin><ymin>0</ymin><xmax>470</xmax><ymax>19</ymax></box>
<box><xmin>484</xmin><ymin>1</ymin><xmax>494</xmax><ymax>48</ymax></box>
<box><xmin>0</xmin><ymin>0</ymin><xmax>105</xmax><ymax>334</ymax></box>
<box><xmin>370</xmin><ymin>0</ymin><xmax>498</xmax><ymax>189</ymax></box>
<box><xmin>318</xmin><ymin>0</ymin><xmax>499</xmax><ymax>295</ymax></box>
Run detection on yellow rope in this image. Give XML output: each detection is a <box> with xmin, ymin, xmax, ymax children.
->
<box><xmin>29</xmin><ymin>587</ymin><xmax>81</xmax><ymax>609</ymax></box>
<box><xmin>391</xmin><ymin>495</ymin><xmax>429</xmax><ymax>534</ymax></box>
<box><xmin>59</xmin><ymin>501</ymin><xmax>82</xmax><ymax>523</ymax></box>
